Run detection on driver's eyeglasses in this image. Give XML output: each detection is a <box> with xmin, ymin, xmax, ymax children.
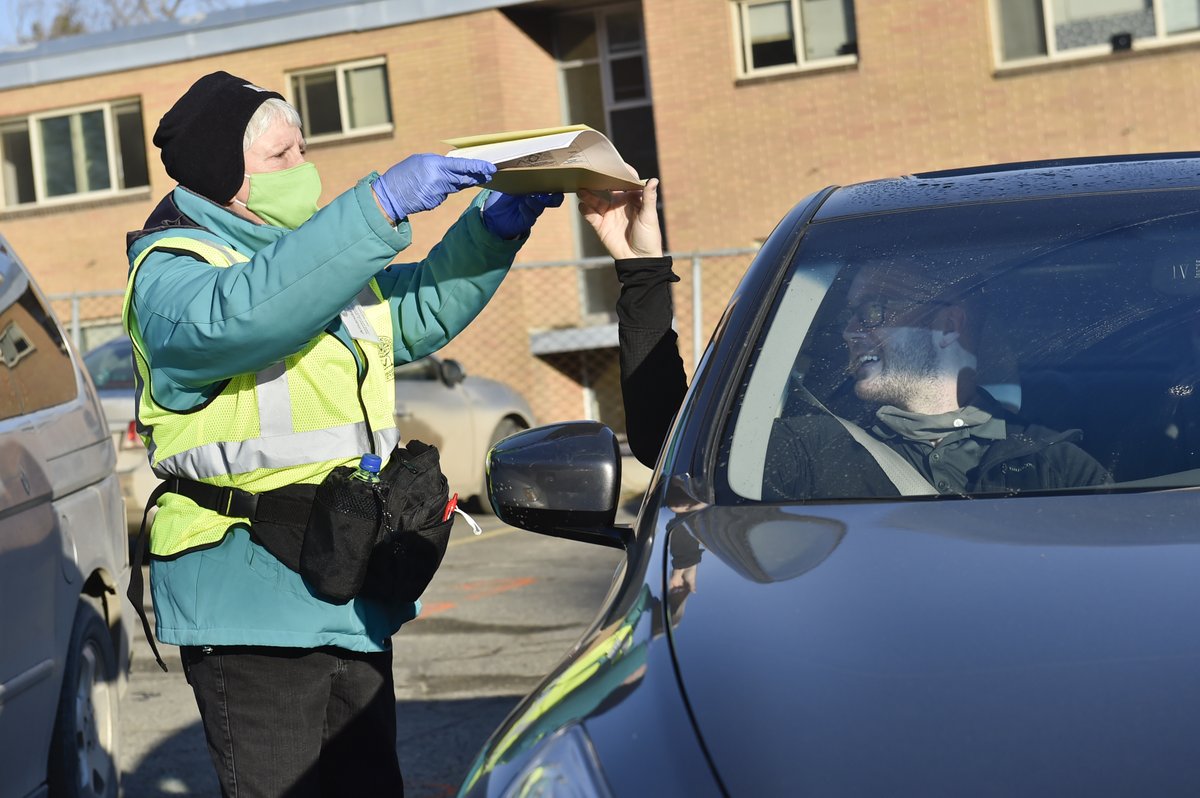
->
<box><xmin>844</xmin><ymin>299</ymin><xmax>949</xmax><ymax>329</ymax></box>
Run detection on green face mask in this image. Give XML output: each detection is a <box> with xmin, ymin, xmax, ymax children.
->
<box><xmin>237</xmin><ymin>162</ymin><xmax>322</xmax><ymax>229</ymax></box>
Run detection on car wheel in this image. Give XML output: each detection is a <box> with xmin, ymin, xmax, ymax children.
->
<box><xmin>470</xmin><ymin>417</ymin><xmax>527</xmax><ymax>515</ymax></box>
<box><xmin>48</xmin><ymin>597</ymin><xmax>119</xmax><ymax>798</ymax></box>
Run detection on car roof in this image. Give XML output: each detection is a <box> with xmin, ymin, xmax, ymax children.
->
<box><xmin>812</xmin><ymin>151</ymin><xmax>1200</xmax><ymax>222</ymax></box>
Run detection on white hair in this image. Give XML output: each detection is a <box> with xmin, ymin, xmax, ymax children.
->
<box><xmin>243</xmin><ymin>98</ymin><xmax>303</xmax><ymax>151</ymax></box>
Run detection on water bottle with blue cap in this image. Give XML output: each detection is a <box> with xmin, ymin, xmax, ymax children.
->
<box><xmin>350</xmin><ymin>453</ymin><xmax>382</xmax><ymax>484</ymax></box>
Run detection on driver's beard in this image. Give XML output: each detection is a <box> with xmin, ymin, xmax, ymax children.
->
<box><xmin>854</xmin><ymin>327</ymin><xmax>942</xmax><ymax>410</ymax></box>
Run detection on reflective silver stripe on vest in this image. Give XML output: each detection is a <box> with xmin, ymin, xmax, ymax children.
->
<box><xmin>255</xmin><ymin>361</ymin><xmax>292</xmax><ymax>438</ymax></box>
<box><xmin>153</xmin><ymin>423</ymin><xmax>401</xmax><ymax>481</ymax></box>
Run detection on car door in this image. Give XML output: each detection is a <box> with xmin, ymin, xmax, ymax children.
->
<box><xmin>0</xmin><ymin>415</ymin><xmax>58</xmax><ymax>798</ymax></box>
<box><xmin>0</xmin><ymin>259</ymin><xmax>68</xmax><ymax>798</ymax></box>
<box><xmin>393</xmin><ymin>358</ymin><xmax>476</xmax><ymax>491</ymax></box>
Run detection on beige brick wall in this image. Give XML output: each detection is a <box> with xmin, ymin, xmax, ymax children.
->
<box><xmin>646</xmin><ymin>0</ymin><xmax>1200</xmax><ymax>253</ymax></box>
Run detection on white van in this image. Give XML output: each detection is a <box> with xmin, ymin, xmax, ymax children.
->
<box><xmin>0</xmin><ymin>232</ymin><xmax>130</xmax><ymax>798</ymax></box>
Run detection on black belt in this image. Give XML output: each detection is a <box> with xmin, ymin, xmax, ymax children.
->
<box><xmin>166</xmin><ymin>477</ymin><xmax>314</xmax><ymax>527</ymax></box>
<box><xmin>127</xmin><ymin>477</ymin><xmax>316</xmax><ymax>672</ymax></box>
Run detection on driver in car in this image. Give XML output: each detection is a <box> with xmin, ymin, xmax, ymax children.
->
<box><xmin>762</xmin><ymin>262</ymin><xmax>1112</xmax><ymax>498</ymax></box>
<box><xmin>577</xmin><ymin>179</ymin><xmax>1112</xmax><ymax>500</ymax></box>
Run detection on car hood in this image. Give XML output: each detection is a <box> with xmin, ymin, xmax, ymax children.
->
<box><xmin>666</xmin><ymin>490</ymin><xmax>1200</xmax><ymax>796</ymax></box>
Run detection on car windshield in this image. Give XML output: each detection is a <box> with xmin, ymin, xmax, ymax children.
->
<box><xmin>83</xmin><ymin>337</ymin><xmax>135</xmax><ymax>391</ymax></box>
<box><xmin>721</xmin><ymin>187</ymin><xmax>1200</xmax><ymax>502</ymax></box>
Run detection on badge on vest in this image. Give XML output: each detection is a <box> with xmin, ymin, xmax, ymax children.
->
<box><xmin>339</xmin><ymin>302</ymin><xmax>380</xmax><ymax>343</ymax></box>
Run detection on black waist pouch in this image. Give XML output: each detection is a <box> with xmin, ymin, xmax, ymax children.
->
<box><xmin>297</xmin><ymin>465</ymin><xmax>383</xmax><ymax>603</ymax></box>
<box><xmin>359</xmin><ymin>440</ymin><xmax>452</xmax><ymax>602</ymax></box>
<box><xmin>297</xmin><ymin>440</ymin><xmax>451</xmax><ymax>604</ymax></box>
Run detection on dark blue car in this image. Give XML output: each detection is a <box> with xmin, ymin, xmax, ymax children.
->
<box><xmin>464</xmin><ymin>153</ymin><xmax>1200</xmax><ymax>797</ymax></box>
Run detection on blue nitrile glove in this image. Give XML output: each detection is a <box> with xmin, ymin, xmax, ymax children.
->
<box><xmin>481</xmin><ymin>191</ymin><xmax>565</xmax><ymax>239</ymax></box>
<box><xmin>372</xmin><ymin>154</ymin><xmax>496</xmax><ymax>221</ymax></box>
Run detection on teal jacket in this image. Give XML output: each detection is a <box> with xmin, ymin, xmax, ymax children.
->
<box><xmin>126</xmin><ymin>175</ymin><xmax>523</xmax><ymax>651</ymax></box>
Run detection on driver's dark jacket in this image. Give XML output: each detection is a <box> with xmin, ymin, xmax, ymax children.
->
<box><xmin>762</xmin><ymin>406</ymin><xmax>1112</xmax><ymax>500</ymax></box>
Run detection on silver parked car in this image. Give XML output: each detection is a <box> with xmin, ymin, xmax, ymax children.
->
<box><xmin>82</xmin><ymin>336</ymin><xmax>532</xmax><ymax>523</ymax></box>
<box><xmin>391</xmin><ymin>356</ymin><xmax>534</xmax><ymax>511</ymax></box>
<box><xmin>0</xmin><ymin>232</ymin><xmax>130</xmax><ymax>798</ymax></box>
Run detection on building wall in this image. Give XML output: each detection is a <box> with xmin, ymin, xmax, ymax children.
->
<box><xmin>645</xmin><ymin>0</ymin><xmax>1200</xmax><ymax>253</ymax></box>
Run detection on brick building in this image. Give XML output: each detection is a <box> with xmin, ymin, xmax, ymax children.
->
<box><xmin>2</xmin><ymin>0</ymin><xmax>1198</xmax><ymax>431</ymax></box>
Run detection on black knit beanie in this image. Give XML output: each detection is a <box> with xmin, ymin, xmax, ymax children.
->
<box><xmin>153</xmin><ymin>71</ymin><xmax>285</xmax><ymax>203</ymax></box>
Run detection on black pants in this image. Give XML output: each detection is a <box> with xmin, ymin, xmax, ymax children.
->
<box><xmin>180</xmin><ymin>645</ymin><xmax>404</xmax><ymax>798</ymax></box>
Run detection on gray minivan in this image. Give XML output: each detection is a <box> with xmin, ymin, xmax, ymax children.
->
<box><xmin>0</xmin><ymin>232</ymin><xmax>130</xmax><ymax>798</ymax></box>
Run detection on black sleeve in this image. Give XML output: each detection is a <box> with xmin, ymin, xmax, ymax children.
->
<box><xmin>668</xmin><ymin>523</ymin><xmax>703</xmax><ymax>569</ymax></box>
<box><xmin>616</xmin><ymin>257</ymin><xmax>688</xmax><ymax>469</ymax></box>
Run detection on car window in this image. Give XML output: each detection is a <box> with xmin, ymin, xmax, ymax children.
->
<box><xmin>0</xmin><ymin>244</ymin><xmax>76</xmax><ymax>421</ymax></box>
<box><xmin>721</xmin><ymin>189</ymin><xmax>1200</xmax><ymax>502</ymax></box>
<box><xmin>83</xmin><ymin>337</ymin><xmax>136</xmax><ymax>391</ymax></box>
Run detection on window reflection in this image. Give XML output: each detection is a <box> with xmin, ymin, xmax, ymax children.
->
<box><xmin>0</xmin><ymin>252</ymin><xmax>75</xmax><ymax>421</ymax></box>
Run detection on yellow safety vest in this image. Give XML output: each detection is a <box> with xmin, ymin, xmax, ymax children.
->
<box><xmin>122</xmin><ymin>235</ymin><xmax>400</xmax><ymax>557</ymax></box>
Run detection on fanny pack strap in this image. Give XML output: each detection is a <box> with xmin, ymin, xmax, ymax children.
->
<box><xmin>126</xmin><ymin>477</ymin><xmax>318</xmax><ymax>672</ymax></box>
<box><xmin>128</xmin><ymin>480</ymin><xmax>173</xmax><ymax>673</ymax></box>
<box><xmin>168</xmin><ymin>477</ymin><xmax>315</xmax><ymax>526</ymax></box>
<box><xmin>169</xmin><ymin>476</ymin><xmax>317</xmax><ymax>573</ymax></box>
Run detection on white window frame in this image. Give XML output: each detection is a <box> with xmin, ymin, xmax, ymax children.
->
<box><xmin>991</xmin><ymin>0</ymin><xmax>1200</xmax><ymax>69</ymax></box>
<box><xmin>0</xmin><ymin>98</ymin><xmax>146</xmax><ymax>210</ymax></box>
<box><xmin>731</xmin><ymin>0</ymin><xmax>858</xmax><ymax>80</ymax></box>
<box><xmin>287</xmin><ymin>56</ymin><xmax>394</xmax><ymax>145</ymax></box>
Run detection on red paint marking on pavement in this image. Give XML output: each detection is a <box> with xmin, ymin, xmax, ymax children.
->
<box><xmin>417</xmin><ymin>601</ymin><xmax>457</xmax><ymax>618</ymax></box>
<box><xmin>413</xmin><ymin>577</ymin><xmax>536</xmax><ymax>621</ymax></box>
<box><xmin>460</xmin><ymin>576</ymin><xmax>536</xmax><ymax>599</ymax></box>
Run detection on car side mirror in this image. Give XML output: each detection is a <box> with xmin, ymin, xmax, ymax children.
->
<box><xmin>486</xmin><ymin>421</ymin><xmax>630</xmax><ymax>549</ymax></box>
<box><xmin>439</xmin><ymin>358</ymin><xmax>466</xmax><ymax>386</ymax></box>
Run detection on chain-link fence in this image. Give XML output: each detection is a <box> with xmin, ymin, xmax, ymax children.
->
<box><xmin>49</xmin><ymin>247</ymin><xmax>758</xmax><ymax>438</ymax></box>
<box><xmin>48</xmin><ymin>290</ymin><xmax>126</xmax><ymax>355</ymax></box>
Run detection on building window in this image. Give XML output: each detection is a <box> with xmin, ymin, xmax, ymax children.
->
<box><xmin>0</xmin><ymin>99</ymin><xmax>148</xmax><ymax>209</ymax></box>
<box><xmin>289</xmin><ymin>58</ymin><xmax>393</xmax><ymax>142</ymax></box>
<box><xmin>733</xmin><ymin>0</ymin><xmax>858</xmax><ymax>77</ymax></box>
<box><xmin>994</xmin><ymin>0</ymin><xmax>1200</xmax><ymax>64</ymax></box>
<box><xmin>554</xmin><ymin>6</ymin><xmax>662</xmax><ymax>261</ymax></box>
